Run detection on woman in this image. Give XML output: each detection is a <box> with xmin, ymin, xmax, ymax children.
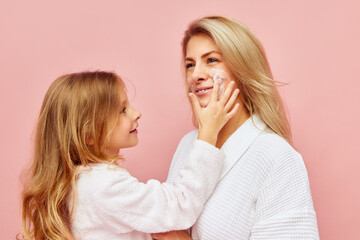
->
<box><xmin>153</xmin><ymin>16</ymin><xmax>319</xmax><ymax>239</ymax></box>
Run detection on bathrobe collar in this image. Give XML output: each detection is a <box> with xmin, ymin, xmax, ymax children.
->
<box><xmin>219</xmin><ymin>114</ymin><xmax>267</xmax><ymax>180</ymax></box>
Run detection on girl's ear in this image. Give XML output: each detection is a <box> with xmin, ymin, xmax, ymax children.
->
<box><xmin>86</xmin><ymin>138</ymin><xmax>94</xmax><ymax>146</ymax></box>
<box><xmin>83</xmin><ymin>122</ymin><xmax>94</xmax><ymax>145</ymax></box>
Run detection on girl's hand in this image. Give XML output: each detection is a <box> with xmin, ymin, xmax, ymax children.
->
<box><xmin>189</xmin><ymin>81</ymin><xmax>240</xmax><ymax>145</ymax></box>
<box><xmin>151</xmin><ymin>230</ymin><xmax>192</xmax><ymax>240</ymax></box>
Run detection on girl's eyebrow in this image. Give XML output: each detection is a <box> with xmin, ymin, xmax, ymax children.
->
<box><xmin>185</xmin><ymin>50</ymin><xmax>221</xmax><ymax>62</ymax></box>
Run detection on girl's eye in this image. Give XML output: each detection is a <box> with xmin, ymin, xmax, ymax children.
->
<box><xmin>121</xmin><ymin>107</ymin><xmax>126</xmax><ymax>114</ymax></box>
<box><xmin>186</xmin><ymin>63</ymin><xmax>194</xmax><ymax>69</ymax></box>
<box><xmin>207</xmin><ymin>58</ymin><xmax>218</xmax><ymax>63</ymax></box>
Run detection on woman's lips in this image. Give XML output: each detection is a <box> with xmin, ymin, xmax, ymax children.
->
<box><xmin>195</xmin><ymin>87</ymin><xmax>213</xmax><ymax>97</ymax></box>
<box><xmin>130</xmin><ymin>129</ymin><xmax>138</xmax><ymax>134</ymax></box>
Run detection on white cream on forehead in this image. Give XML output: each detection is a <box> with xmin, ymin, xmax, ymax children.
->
<box><xmin>210</xmin><ymin>68</ymin><xmax>225</xmax><ymax>97</ymax></box>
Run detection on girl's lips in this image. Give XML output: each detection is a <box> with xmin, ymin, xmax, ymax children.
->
<box><xmin>130</xmin><ymin>129</ymin><xmax>138</xmax><ymax>134</ymax></box>
<box><xmin>195</xmin><ymin>87</ymin><xmax>213</xmax><ymax>97</ymax></box>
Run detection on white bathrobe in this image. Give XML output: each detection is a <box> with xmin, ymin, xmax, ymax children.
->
<box><xmin>167</xmin><ymin>115</ymin><xmax>319</xmax><ymax>239</ymax></box>
<box><xmin>70</xmin><ymin>140</ymin><xmax>224</xmax><ymax>240</ymax></box>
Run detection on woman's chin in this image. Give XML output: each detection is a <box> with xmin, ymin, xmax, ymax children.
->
<box><xmin>199</xmin><ymin>99</ymin><xmax>210</xmax><ymax>108</ymax></box>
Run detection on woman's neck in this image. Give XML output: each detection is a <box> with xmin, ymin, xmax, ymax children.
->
<box><xmin>216</xmin><ymin>102</ymin><xmax>250</xmax><ymax>149</ymax></box>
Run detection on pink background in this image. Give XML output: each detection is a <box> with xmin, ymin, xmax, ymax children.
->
<box><xmin>1</xmin><ymin>0</ymin><xmax>359</xmax><ymax>239</ymax></box>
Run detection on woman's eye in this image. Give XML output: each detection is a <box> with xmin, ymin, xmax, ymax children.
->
<box><xmin>207</xmin><ymin>58</ymin><xmax>218</xmax><ymax>63</ymax></box>
<box><xmin>186</xmin><ymin>63</ymin><xmax>194</xmax><ymax>69</ymax></box>
<box><xmin>121</xmin><ymin>107</ymin><xmax>126</xmax><ymax>114</ymax></box>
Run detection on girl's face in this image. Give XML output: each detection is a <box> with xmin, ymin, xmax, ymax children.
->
<box><xmin>104</xmin><ymin>86</ymin><xmax>141</xmax><ymax>156</ymax></box>
<box><xmin>185</xmin><ymin>33</ymin><xmax>237</xmax><ymax>107</ymax></box>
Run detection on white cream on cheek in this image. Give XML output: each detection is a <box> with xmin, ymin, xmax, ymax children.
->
<box><xmin>187</xmin><ymin>68</ymin><xmax>227</xmax><ymax>97</ymax></box>
<box><xmin>210</xmin><ymin>68</ymin><xmax>225</xmax><ymax>98</ymax></box>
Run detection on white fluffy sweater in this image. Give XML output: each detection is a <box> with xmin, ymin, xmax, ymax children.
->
<box><xmin>70</xmin><ymin>140</ymin><xmax>224</xmax><ymax>240</ymax></box>
<box><xmin>167</xmin><ymin>115</ymin><xmax>319</xmax><ymax>239</ymax></box>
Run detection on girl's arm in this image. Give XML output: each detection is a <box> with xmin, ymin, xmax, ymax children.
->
<box><xmin>74</xmin><ymin>82</ymin><xmax>239</xmax><ymax>234</ymax></box>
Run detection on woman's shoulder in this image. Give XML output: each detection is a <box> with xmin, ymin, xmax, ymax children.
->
<box><xmin>251</xmin><ymin>132</ymin><xmax>303</xmax><ymax>168</ymax></box>
<box><xmin>167</xmin><ymin>130</ymin><xmax>199</xmax><ymax>182</ymax></box>
<box><xmin>181</xmin><ymin>129</ymin><xmax>198</xmax><ymax>141</ymax></box>
<box><xmin>176</xmin><ymin>129</ymin><xmax>199</xmax><ymax>149</ymax></box>
<box><xmin>256</xmin><ymin>131</ymin><xmax>299</xmax><ymax>154</ymax></box>
<box><xmin>248</xmin><ymin>133</ymin><xmax>311</xmax><ymax>191</ymax></box>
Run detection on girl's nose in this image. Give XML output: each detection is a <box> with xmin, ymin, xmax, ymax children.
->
<box><xmin>135</xmin><ymin>110</ymin><xmax>141</xmax><ymax>120</ymax></box>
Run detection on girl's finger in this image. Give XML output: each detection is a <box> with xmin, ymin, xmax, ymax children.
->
<box><xmin>188</xmin><ymin>92</ymin><xmax>201</xmax><ymax>117</ymax></box>
<box><xmin>225</xmin><ymin>88</ymin><xmax>240</xmax><ymax>112</ymax></box>
<box><xmin>219</xmin><ymin>81</ymin><xmax>235</xmax><ymax>105</ymax></box>
<box><xmin>209</xmin><ymin>81</ymin><xmax>220</xmax><ymax>105</ymax></box>
<box><xmin>226</xmin><ymin>103</ymin><xmax>240</xmax><ymax>121</ymax></box>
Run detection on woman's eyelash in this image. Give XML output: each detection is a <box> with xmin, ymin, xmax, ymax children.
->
<box><xmin>207</xmin><ymin>58</ymin><xmax>218</xmax><ymax>63</ymax></box>
<box><xmin>121</xmin><ymin>107</ymin><xmax>126</xmax><ymax>113</ymax></box>
<box><xmin>185</xmin><ymin>58</ymin><xmax>218</xmax><ymax>68</ymax></box>
<box><xmin>186</xmin><ymin>63</ymin><xmax>194</xmax><ymax>69</ymax></box>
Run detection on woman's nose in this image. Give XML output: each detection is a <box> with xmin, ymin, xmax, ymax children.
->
<box><xmin>189</xmin><ymin>66</ymin><xmax>208</xmax><ymax>84</ymax></box>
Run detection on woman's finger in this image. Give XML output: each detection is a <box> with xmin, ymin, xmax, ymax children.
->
<box><xmin>224</xmin><ymin>88</ymin><xmax>240</xmax><ymax>112</ymax></box>
<box><xmin>219</xmin><ymin>81</ymin><xmax>234</xmax><ymax>105</ymax></box>
<box><xmin>151</xmin><ymin>233</ymin><xmax>160</xmax><ymax>239</ymax></box>
<box><xmin>151</xmin><ymin>233</ymin><xmax>166</xmax><ymax>240</ymax></box>
<box><xmin>151</xmin><ymin>230</ymin><xmax>191</xmax><ymax>240</ymax></box>
<box><xmin>209</xmin><ymin>81</ymin><xmax>220</xmax><ymax>105</ymax></box>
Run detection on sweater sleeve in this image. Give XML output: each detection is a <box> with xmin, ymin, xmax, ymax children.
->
<box><xmin>80</xmin><ymin>140</ymin><xmax>223</xmax><ymax>234</ymax></box>
<box><xmin>250</xmin><ymin>150</ymin><xmax>319</xmax><ymax>239</ymax></box>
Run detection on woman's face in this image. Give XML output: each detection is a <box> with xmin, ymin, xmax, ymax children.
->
<box><xmin>185</xmin><ymin>33</ymin><xmax>237</xmax><ymax>107</ymax></box>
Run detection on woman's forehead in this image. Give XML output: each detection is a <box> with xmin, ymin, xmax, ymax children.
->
<box><xmin>185</xmin><ymin>34</ymin><xmax>219</xmax><ymax>58</ymax></box>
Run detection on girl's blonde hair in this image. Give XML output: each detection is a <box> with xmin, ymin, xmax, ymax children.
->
<box><xmin>21</xmin><ymin>71</ymin><xmax>123</xmax><ymax>240</ymax></box>
<box><xmin>182</xmin><ymin>16</ymin><xmax>292</xmax><ymax>144</ymax></box>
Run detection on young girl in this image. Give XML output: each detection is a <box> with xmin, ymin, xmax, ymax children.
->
<box><xmin>20</xmin><ymin>71</ymin><xmax>239</xmax><ymax>240</ymax></box>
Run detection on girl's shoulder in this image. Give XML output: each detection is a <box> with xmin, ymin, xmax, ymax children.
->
<box><xmin>75</xmin><ymin>163</ymin><xmax>131</xmax><ymax>192</ymax></box>
<box><xmin>77</xmin><ymin>163</ymin><xmax>126</xmax><ymax>175</ymax></box>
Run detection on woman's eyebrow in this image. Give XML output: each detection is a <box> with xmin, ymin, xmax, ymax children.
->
<box><xmin>185</xmin><ymin>50</ymin><xmax>221</xmax><ymax>61</ymax></box>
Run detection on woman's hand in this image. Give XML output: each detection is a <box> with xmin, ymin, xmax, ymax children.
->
<box><xmin>151</xmin><ymin>230</ymin><xmax>192</xmax><ymax>240</ymax></box>
<box><xmin>189</xmin><ymin>81</ymin><xmax>240</xmax><ymax>145</ymax></box>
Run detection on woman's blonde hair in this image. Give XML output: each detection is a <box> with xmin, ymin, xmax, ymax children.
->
<box><xmin>20</xmin><ymin>71</ymin><xmax>123</xmax><ymax>240</ymax></box>
<box><xmin>182</xmin><ymin>16</ymin><xmax>292</xmax><ymax>144</ymax></box>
